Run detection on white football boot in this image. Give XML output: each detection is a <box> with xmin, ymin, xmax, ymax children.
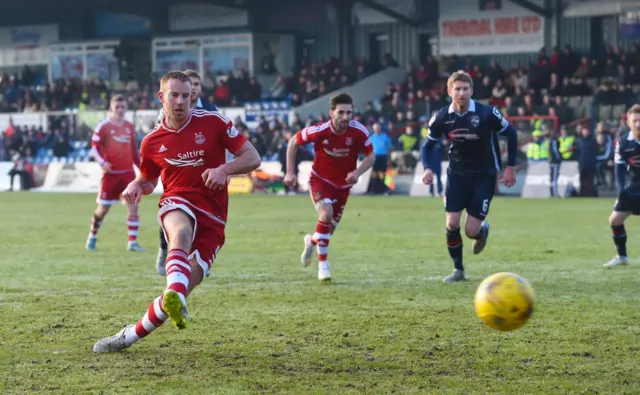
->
<box><xmin>300</xmin><ymin>234</ymin><xmax>315</xmax><ymax>267</ymax></box>
<box><xmin>127</xmin><ymin>242</ymin><xmax>144</xmax><ymax>252</ymax></box>
<box><xmin>603</xmin><ymin>255</ymin><xmax>629</xmax><ymax>268</ymax></box>
<box><xmin>318</xmin><ymin>261</ymin><xmax>332</xmax><ymax>282</ymax></box>
<box><xmin>93</xmin><ymin>324</ymin><xmax>134</xmax><ymax>353</ymax></box>
<box><xmin>443</xmin><ymin>269</ymin><xmax>467</xmax><ymax>283</ymax></box>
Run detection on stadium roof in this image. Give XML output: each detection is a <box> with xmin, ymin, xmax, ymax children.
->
<box><xmin>2</xmin><ymin>0</ymin><xmax>556</xmax><ymax>30</ymax></box>
<box><xmin>0</xmin><ymin>0</ymin><xmax>252</xmax><ymax>26</ymax></box>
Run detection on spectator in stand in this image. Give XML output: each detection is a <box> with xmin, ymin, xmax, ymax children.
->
<box><xmin>576</xmin><ymin>126</ymin><xmax>598</xmax><ymax>196</ymax></box>
<box><xmin>7</xmin><ymin>149</ymin><xmax>32</xmax><ymax>191</ymax></box>
<box><xmin>490</xmin><ymin>79</ymin><xmax>507</xmax><ymax>108</ymax></box>
<box><xmin>558</xmin><ymin>125</ymin><xmax>576</xmax><ymax>161</ymax></box>
<box><xmin>595</xmin><ymin>128</ymin><xmax>614</xmax><ymax>190</ymax></box>
<box><xmin>392</xmin><ymin>125</ymin><xmax>420</xmax><ymax>172</ymax></box>
<box><xmin>2</xmin><ymin>43</ymin><xmax>640</xmax><ymax>179</ymax></box>
<box><xmin>52</xmin><ymin>130</ymin><xmax>70</xmax><ymax>158</ymax></box>
<box><xmin>268</xmin><ymin>75</ymin><xmax>287</xmax><ymax>98</ymax></box>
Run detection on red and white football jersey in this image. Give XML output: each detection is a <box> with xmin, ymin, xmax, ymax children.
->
<box><xmin>295</xmin><ymin>120</ymin><xmax>373</xmax><ymax>188</ymax></box>
<box><xmin>140</xmin><ymin>109</ymin><xmax>247</xmax><ymax>224</ymax></box>
<box><xmin>91</xmin><ymin>119</ymin><xmax>140</xmax><ymax>173</ymax></box>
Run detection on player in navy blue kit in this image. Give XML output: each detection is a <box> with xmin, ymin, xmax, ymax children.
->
<box><xmin>421</xmin><ymin>71</ymin><xmax>518</xmax><ymax>283</ymax></box>
<box><xmin>604</xmin><ymin>104</ymin><xmax>640</xmax><ymax>268</ymax></box>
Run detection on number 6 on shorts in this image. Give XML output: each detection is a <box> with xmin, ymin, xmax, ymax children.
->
<box><xmin>482</xmin><ymin>198</ymin><xmax>489</xmax><ymax>214</ymax></box>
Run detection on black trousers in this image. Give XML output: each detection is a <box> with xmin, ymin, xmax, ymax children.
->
<box><xmin>370</xmin><ymin>155</ymin><xmax>388</xmax><ymax>194</ymax></box>
<box><xmin>579</xmin><ymin>169</ymin><xmax>596</xmax><ymax>197</ymax></box>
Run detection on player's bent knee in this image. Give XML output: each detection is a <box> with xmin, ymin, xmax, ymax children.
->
<box><xmin>95</xmin><ymin>204</ymin><xmax>111</xmax><ymax>217</ymax></box>
<box><xmin>168</xmin><ymin>225</ymin><xmax>193</xmax><ymax>251</ymax></box>
<box><xmin>163</xmin><ymin>211</ymin><xmax>194</xmax><ymax>250</ymax></box>
<box><xmin>317</xmin><ymin>204</ymin><xmax>333</xmax><ymax>223</ymax></box>
<box><xmin>445</xmin><ymin>212</ymin><xmax>462</xmax><ymax>230</ymax></box>
<box><xmin>609</xmin><ymin>211</ymin><xmax>628</xmax><ymax>226</ymax></box>
<box><xmin>446</xmin><ymin>224</ymin><xmax>460</xmax><ymax>232</ymax></box>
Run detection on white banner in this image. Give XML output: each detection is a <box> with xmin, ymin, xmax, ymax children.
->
<box><xmin>0</xmin><ymin>162</ymin><xmax>14</xmax><ymax>191</ymax></box>
<box><xmin>37</xmin><ymin>162</ymin><xmax>164</xmax><ymax>194</ymax></box>
<box><xmin>410</xmin><ymin>161</ymin><xmax>526</xmax><ymax>197</ymax></box>
<box><xmin>438</xmin><ymin>0</ymin><xmax>545</xmax><ymax>55</ymax></box>
<box><xmin>521</xmin><ymin>161</ymin><xmax>580</xmax><ymax>198</ymax></box>
<box><xmin>220</xmin><ymin>107</ymin><xmax>248</xmax><ymax>124</ymax></box>
<box><xmin>259</xmin><ymin>160</ymin><xmax>371</xmax><ymax>194</ymax></box>
<box><xmin>31</xmin><ymin>160</ymin><xmax>371</xmax><ymax>195</ymax></box>
<box><xmin>410</xmin><ymin>162</ymin><xmax>447</xmax><ymax>197</ymax></box>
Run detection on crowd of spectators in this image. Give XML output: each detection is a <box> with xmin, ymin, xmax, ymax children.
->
<box><xmin>0</xmin><ymin>56</ymin><xmax>377</xmax><ymax>114</ymax></box>
<box><xmin>354</xmin><ymin>43</ymin><xmax>640</xmax><ymax>180</ymax></box>
<box><xmin>1</xmin><ymin>43</ymin><xmax>640</xmax><ymax>193</ymax></box>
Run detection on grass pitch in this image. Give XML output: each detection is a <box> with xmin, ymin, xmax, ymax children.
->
<box><xmin>0</xmin><ymin>193</ymin><xmax>638</xmax><ymax>394</ymax></box>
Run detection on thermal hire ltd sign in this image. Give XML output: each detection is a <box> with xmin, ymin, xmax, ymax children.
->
<box><xmin>438</xmin><ymin>0</ymin><xmax>544</xmax><ymax>55</ymax></box>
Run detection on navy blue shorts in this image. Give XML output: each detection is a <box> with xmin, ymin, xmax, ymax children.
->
<box><xmin>444</xmin><ymin>170</ymin><xmax>496</xmax><ymax>219</ymax></box>
<box><xmin>614</xmin><ymin>187</ymin><xmax>640</xmax><ymax>215</ymax></box>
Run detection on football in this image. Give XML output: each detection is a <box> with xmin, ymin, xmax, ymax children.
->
<box><xmin>474</xmin><ymin>272</ymin><xmax>535</xmax><ymax>332</ymax></box>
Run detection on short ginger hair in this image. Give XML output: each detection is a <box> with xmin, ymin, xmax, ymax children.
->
<box><xmin>160</xmin><ymin>70</ymin><xmax>191</xmax><ymax>90</ymax></box>
<box><xmin>447</xmin><ymin>70</ymin><xmax>474</xmax><ymax>90</ymax></box>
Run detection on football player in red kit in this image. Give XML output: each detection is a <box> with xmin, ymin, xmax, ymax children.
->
<box><xmin>93</xmin><ymin>70</ymin><xmax>261</xmax><ymax>352</ymax></box>
<box><xmin>86</xmin><ymin>95</ymin><xmax>143</xmax><ymax>252</ymax></box>
<box><xmin>284</xmin><ymin>93</ymin><xmax>374</xmax><ymax>281</ymax></box>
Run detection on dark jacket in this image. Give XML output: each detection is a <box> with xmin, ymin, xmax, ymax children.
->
<box><xmin>576</xmin><ymin>134</ymin><xmax>598</xmax><ymax>172</ymax></box>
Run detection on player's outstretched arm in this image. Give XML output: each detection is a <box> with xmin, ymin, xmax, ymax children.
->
<box><xmin>420</xmin><ymin>139</ymin><xmax>438</xmax><ymax>185</ymax></box>
<box><xmin>357</xmin><ymin>152</ymin><xmax>375</xmax><ymax>173</ymax></box>
<box><xmin>220</xmin><ymin>141</ymin><xmax>262</xmax><ymax>176</ymax></box>
<box><xmin>421</xmin><ymin>112</ymin><xmax>444</xmax><ymax>174</ymax></box>
<box><xmin>122</xmin><ymin>174</ymin><xmax>157</xmax><ymax>204</ymax></box>
<box><xmin>135</xmin><ymin>173</ymin><xmax>159</xmax><ymax>193</ymax></box>
<box><xmin>284</xmin><ymin>136</ymin><xmax>300</xmax><ymax>186</ymax></box>
<box><xmin>91</xmin><ymin>128</ymin><xmax>111</xmax><ymax>172</ymax></box>
<box><xmin>420</xmin><ymin>138</ymin><xmax>438</xmax><ymax>171</ymax></box>
<box><xmin>127</xmin><ymin>136</ymin><xmax>162</xmax><ymax>200</ymax></box>
<box><xmin>202</xmin><ymin>141</ymin><xmax>260</xmax><ymax>190</ymax></box>
<box><xmin>285</xmin><ymin>136</ymin><xmax>299</xmax><ymax>176</ymax></box>
<box><xmin>498</xmin><ymin>125</ymin><xmax>518</xmax><ymax>187</ymax></box>
<box><xmin>346</xmin><ymin>152</ymin><xmax>375</xmax><ymax>184</ymax></box>
<box><xmin>499</xmin><ymin>124</ymin><xmax>518</xmax><ymax>168</ymax></box>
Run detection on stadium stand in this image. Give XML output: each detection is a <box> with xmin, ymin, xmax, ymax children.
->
<box><xmin>1</xmin><ymin>44</ymin><xmax>639</xmax><ymax>178</ymax></box>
